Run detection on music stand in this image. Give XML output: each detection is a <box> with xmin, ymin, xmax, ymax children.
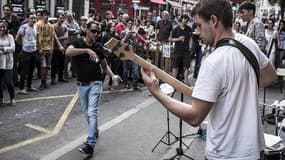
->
<box><xmin>151</xmin><ymin>85</ymin><xmax>178</xmax><ymax>152</ymax></box>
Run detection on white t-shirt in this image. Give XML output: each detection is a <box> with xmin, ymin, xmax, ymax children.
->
<box><xmin>17</xmin><ymin>23</ymin><xmax>37</xmax><ymax>52</ymax></box>
<box><xmin>192</xmin><ymin>33</ymin><xmax>268</xmax><ymax>160</ymax></box>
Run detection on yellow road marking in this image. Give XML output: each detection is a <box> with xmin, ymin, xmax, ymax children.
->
<box><xmin>0</xmin><ymin>87</ymin><xmax>134</xmax><ymax>154</ymax></box>
<box><xmin>0</xmin><ymin>94</ymin><xmax>78</xmax><ymax>154</ymax></box>
<box><xmin>53</xmin><ymin>94</ymin><xmax>78</xmax><ymax>134</ymax></box>
<box><xmin>16</xmin><ymin>94</ymin><xmax>75</xmax><ymax>102</ymax></box>
<box><xmin>25</xmin><ymin>123</ymin><xmax>52</xmax><ymax>134</ymax></box>
<box><xmin>0</xmin><ymin>133</ymin><xmax>55</xmax><ymax>154</ymax></box>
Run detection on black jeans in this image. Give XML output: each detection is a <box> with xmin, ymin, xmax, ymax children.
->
<box><xmin>0</xmin><ymin>69</ymin><xmax>15</xmax><ymax>100</ymax></box>
<box><xmin>51</xmin><ymin>50</ymin><xmax>65</xmax><ymax>80</ymax></box>
<box><xmin>18</xmin><ymin>51</ymin><xmax>36</xmax><ymax>89</ymax></box>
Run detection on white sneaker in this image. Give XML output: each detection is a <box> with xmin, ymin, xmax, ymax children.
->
<box><xmin>10</xmin><ymin>99</ymin><xmax>16</xmax><ymax>106</ymax></box>
<box><xmin>17</xmin><ymin>89</ymin><xmax>28</xmax><ymax>95</ymax></box>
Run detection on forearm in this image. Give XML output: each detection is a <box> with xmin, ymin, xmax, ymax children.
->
<box><xmin>102</xmin><ymin>59</ymin><xmax>114</xmax><ymax>77</ymax></box>
<box><xmin>260</xmin><ymin>63</ymin><xmax>277</xmax><ymax>87</ymax></box>
<box><xmin>65</xmin><ymin>47</ymin><xmax>89</xmax><ymax>56</ymax></box>
<box><xmin>151</xmin><ymin>89</ymin><xmax>199</xmax><ymax>126</ymax></box>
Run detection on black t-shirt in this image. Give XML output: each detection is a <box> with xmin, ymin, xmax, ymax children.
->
<box><xmin>172</xmin><ymin>25</ymin><xmax>192</xmax><ymax>53</ymax></box>
<box><xmin>156</xmin><ymin>20</ymin><xmax>172</xmax><ymax>42</ymax></box>
<box><xmin>72</xmin><ymin>38</ymin><xmax>106</xmax><ymax>82</ymax></box>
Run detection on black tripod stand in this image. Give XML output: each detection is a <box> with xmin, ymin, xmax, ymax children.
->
<box><xmin>152</xmin><ymin>91</ymin><xmax>178</xmax><ymax>152</ymax></box>
<box><xmin>168</xmin><ymin>90</ymin><xmax>194</xmax><ymax>160</ymax></box>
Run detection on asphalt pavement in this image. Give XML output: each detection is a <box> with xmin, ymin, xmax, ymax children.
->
<box><xmin>0</xmin><ymin>77</ymin><xmax>284</xmax><ymax>160</ymax></box>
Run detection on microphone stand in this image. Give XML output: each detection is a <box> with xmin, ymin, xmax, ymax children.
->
<box><xmin>168</xmin><ymin>74</ymin><xmax>194</xmax><ymax>160</ymax></box>
<box><xmin>151</xmin><ymin>89</ymin><xmax>178</xmax><ymax>152</ymax></box>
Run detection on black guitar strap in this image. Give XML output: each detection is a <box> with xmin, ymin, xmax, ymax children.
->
<box><xmin>216</xmin><ymin>38</ymin><xmax>260</xmax><ymax>87</ymax></box>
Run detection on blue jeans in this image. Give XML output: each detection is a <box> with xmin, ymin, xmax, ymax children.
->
<box><xmin>122</xmin><ymin>60</ymin><xmax>139</xmax><ymax>87</ymax></box>
<box><xmin>77</xmin><ymin>81</ymin><xmax>102</xmax><ymax>147</ymax></box>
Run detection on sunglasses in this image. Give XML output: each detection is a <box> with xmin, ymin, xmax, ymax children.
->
<box><xmin>90</xmin><ymin>29</ymin><xmax>100</xmax><ymax>34</ymax></box>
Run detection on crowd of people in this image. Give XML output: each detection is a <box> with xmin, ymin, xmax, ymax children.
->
<box><xmin>0</xmin><ymin>0</ymin><xmax>284</xmax><ymax>158</ymax></box>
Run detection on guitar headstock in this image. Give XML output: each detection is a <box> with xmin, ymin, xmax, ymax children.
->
<box><xmin>104</xmin><ymin>38</ymin><xmax>136</xmax><ymax>61</ymax></box>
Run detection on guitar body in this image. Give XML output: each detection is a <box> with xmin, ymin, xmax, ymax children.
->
<box><xmin>104</xmin><ymin>38</ymin><xmax>193</xmax><ymax>97</ymax></box>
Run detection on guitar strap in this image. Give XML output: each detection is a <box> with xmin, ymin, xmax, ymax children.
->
<box><xmin>216</xmin><ymin>38</ymin><xmax>260</xmax><ymax>87</ymax></box>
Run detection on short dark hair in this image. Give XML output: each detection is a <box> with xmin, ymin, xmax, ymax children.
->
<box><xmin>179</xmin><ymin>14</ymin><xmax>189</xmax><ymax>22</ymax></box>
<box><xmin>239</xmin><ymin>1</ymin><xmax>256</xmax><ymax>15</ymax></box>
<box><xmin>87</xmin><ymin>21</ymin><xmax>101</xmax><ymax>29</ymax></box>
<box><xmin>26</xmin><ymin>12</ymin><xmax>35</xmax><ymax>19</ymax></box>
<box><xmin>41</xmin><ymin>9</ymin><xmax>50</xmax><ymax>16</ymax></box>
<box><xmin>89</xmin><ymin>8</ymin><xmax>96</xmax><ymax>14</ymax></box>
<box><xmin>3</xmin><ymin>4</ymin><xmax>12</xmax><ymax>10</ymax></box>
<box><xmin>55</xmin><ymin>12</ymin><xmax>64</xmax><ymax>18</ymax></box>
<box><xmin>191</xmin><ymin>0</ymin><xmax>233</xmax><ymax>29</ymax></box>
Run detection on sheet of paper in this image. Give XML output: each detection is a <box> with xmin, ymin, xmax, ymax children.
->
<box><xmin>264</xmin><ymin>133</ymin><xmax>282</xmax><ymax>147</ymax></box>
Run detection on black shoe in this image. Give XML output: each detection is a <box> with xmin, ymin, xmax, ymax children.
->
<box><xmin>51</xmin><ymin>79</ymin><xmax>56</xmax><ymax>85</ymax></box>
<box><xmin>133</xmin><ymin>86</ymin><xmax>142</xmax><ymax>92</ymax></box>
<box><xmin>14</xmin><ymin>81</ymin><xmax>19</xmax><ymax>87</ymax></box>
<box><xmin>78</xmin><ymin>144</ymin><xmax>94</xmax><ymax>155</ymax></box>
<box><xmin>44</xmin><ymin>83</ymin><xmax>48</xmax><ymax>89</ymax></box>
<box><xmin>58</xmin><ymin>79</ymin><xmax>69</xmax><ymax>82</ymax></box>
<box><xmin>125</xmin><ymin>84</ymin><xmax>130</xmax><ymax>89</ymax></box>
<box><xmin>39</xmin><ymin>83</ymin><xmax>45</xmax><ymax>90</ymax></box>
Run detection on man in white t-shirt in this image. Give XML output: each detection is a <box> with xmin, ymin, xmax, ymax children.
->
<box><xmin>141</xmin><ymin>0</ymin><xmax>277</xmax><ymax>159</ymax></box>
<box><xmin>15</xmin><ymin>12</ymin><xmax>38</xmax><ymax>94</ymax></box>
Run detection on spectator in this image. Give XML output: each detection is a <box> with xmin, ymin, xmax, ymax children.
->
<box><xmin>120</xmin><ymin>18</ymin><xmax>141</xmax><ymax>91</ymax></box>
<box><xmin>101</xmin><ymin>22</ymin><xmax>121</xmax><ymax>90</ymax></box>
<box><xmin>277</xmin><ymin>20</ymin><xmax>285</xmax><ymax>67</ymax></box>
<box><xmin>36</xmin><ymin>10</ymin><xmax>55</xmax><ymax>90</ymax></box>
<box><xmin>239</xmin><ymin>1</ymin><xmax>267</xmax><ymax>53</ymax></box>
<box><xmin>15</xmin><ymin>12</ymin><xmax>38</xmax><ymax>94</ymax></box>
<box><xmin>79</xmin><ymin>16</ymin><xmax>88</xmax><ymax>37</ymax></box>
<box><xmin>63</xmin><ymin>11</ymin><xmax>81</xmax><ymax>79</ymax></box>
<box><xmin>155</xmin><ymin>10</ymin><xmax>173</xmax><ymax>73</ymax></box>
<box><xmin>0</xmin><ymin>20</ymin><xmax>16</xmax><ymax>106</ymax></box>
<box><xmin>169</xmin><ymin>14</ymin><xmax>192</xmax><ymax>84</ymax></box>
<box><xmin>2</xmin><ymin>4</ymin><xmax>21</xmax><ymax>87</ymax></box>
<box><xmin>51</xmin><ymin>13</ymin><xmax>68</xmax><ymax>85</ymax></box>
<box><xmin>265</xmin><ymin>19</ymin><xmax>278</xmax><ymax>66</ymax></box>
<box><xmin>101</xmin><ymin>10</ymin><xmax>114</xmax><ymax>32</ymax></box>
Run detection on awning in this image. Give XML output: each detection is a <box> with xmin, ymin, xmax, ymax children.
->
<box><xmin>168</xmin><ymin>0</ymin><xmax>182</xmax><ymax>8</ymax></box>
<box><xmin>150</xmin><ymin>0</ymin><xmax>166</xmax><ymax>5</ymax></box>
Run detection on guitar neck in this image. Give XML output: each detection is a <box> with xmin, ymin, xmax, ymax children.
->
<box><xmin>131</xmin><ymin>54</ymin><xmax>193</xmax><ymax>97</ymax></box>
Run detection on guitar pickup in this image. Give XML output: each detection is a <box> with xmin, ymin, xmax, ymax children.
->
<box><xmin>112</xmin><ymin>40</ymin><xmax>121</xmax><ymax>52</ymax></box>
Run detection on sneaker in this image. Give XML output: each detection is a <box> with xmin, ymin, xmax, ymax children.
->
<box><xmin>10</xmin><ymin>99</ymin><xmax>16</xmax><ymax>106</ymax></box>
<box><xmin>78</xmin><ymin>144</ymin><xmax>94</xmax><ymax>155</ymax></box>
<box><xmin>17</xmin><ymin>89</ymin><xmax>28</xmax><ymax>95</ymax></box>
<box><xmin>27</xmin><ymin>87</ymin><xmax>39</xmax><ymax>92</ymax></box>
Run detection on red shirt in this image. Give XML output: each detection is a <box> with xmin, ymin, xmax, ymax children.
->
<box><xmin>115</xmin><ymin>23</ymin><xmax>125</xmax><ymax>35</ymax></box>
